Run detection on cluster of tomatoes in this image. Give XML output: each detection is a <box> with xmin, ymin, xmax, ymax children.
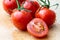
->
<box><xmin>3</xmin><ymin>0</ymin><xmax>57</xmax><ymax>38</ymax></box>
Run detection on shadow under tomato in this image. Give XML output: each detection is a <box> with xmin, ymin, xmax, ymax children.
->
<box><xmin>12</xmin><ymin>29</ymin><xmax>49</xmax><ymax>40</ymax></box>
<box><xmin>12</xmin><ymin>23</ymin><xmax>60</xmax><ymax>40</ymax></box>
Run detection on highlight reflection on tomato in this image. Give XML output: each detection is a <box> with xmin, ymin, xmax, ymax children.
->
<box><xmin>3</xmin><ymin>0</ymin><xmax>25</xmax><ymax>15</ymax></box>
<box><xmin>27</xmin><ymin>18</ymin><xmax>48</xmax><ymax>37</ymax></box>
<box><xmin>35</xmin><ymin>7</ymin><xmax>56</xmax><ymax>26</ymax></box>
<box><xmin>11</xmin><ymin>9</ymin><xmax>33</xmax><ymax>30</ymax></box>
<box><xmin>23</xmin><ymin>0</ymin><xmax>40</xmax><ymax>17</ymax></box>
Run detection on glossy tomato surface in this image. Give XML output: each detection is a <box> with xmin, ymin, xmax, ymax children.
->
<box><xmin>3</xmin><ymin>0</ymin><xmax>25</xmax><ymax>15</ymax></box>
<box><xmin>27</xmin><ymin>18</ymin><xmax>48</xmax><ymax>37</ymax></box>
<box><xmin>35</xmin><ymin>8</ymin><xmax>56</xmax><ymax>26</ymax></box>
<box><xmin>23</xmin><ymin>0</ymin><xmax>40</xmax><ymax>17</ymax></box>
<box><xmin>11</xmin><ymin>9</ymin><xmax>33</xmax><ymax>30</ymax></box>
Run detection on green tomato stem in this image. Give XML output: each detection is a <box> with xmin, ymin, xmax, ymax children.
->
<box><xmin>40</xmin><ymin>0</ymin><xmax>47</xmax><ymax>5</ymax></box>
<box><xmin>16</xmin><ymin>0</ymin><xmax>21</xmax><ymax>10</ymax></box>
<box><xmin>47</xmin><ymin>0</ymin><xmax>50</xmax><ymax>6</ymax></box>
<box><xmin>37</xmin><ymin>0</ymin><xmax>59</xmax><ymax>9</ymax></box>
<box><xmin>16</xmin><ymin>0</ymin><xmax>31</xmax><ymax>12</ymax></box>
<box><xmin>50</xmin><ymin>3</ymin><xmax>59</xmax><ymax>9</ymax></box>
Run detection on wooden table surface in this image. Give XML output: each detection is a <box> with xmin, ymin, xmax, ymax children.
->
<box><xmin>0</xmin><ymin>0</ymin><xmax>60</xmax><ymax>40</ymax></box>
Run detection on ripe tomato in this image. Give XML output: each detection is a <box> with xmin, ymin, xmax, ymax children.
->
<box><xmin>27</xmin><ymin>18</ymin><xmax>48</xmax><ymax>37</ymax></box>
<box><xmin>35</xmin><ymin>7</ymin><xmax>56</xmax><ymax>26</ymax></box>
<box><xmin>23</xmin><ymin>0</ymin><xmax>40</xmax><ymax>17</ymax></box>
<box><xmin>11</xmin><ymin>9</ymin><xmax>33</xmax><ymax>30</ymax></box>
<box><xmin>3</xmin><ymin>0</ymin><xmax>25</xmax><ymax>15</ymax></box>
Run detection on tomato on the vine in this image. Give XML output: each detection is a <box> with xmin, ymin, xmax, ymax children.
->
<box><xmin>35</xmin><ymin>7</ymin><xmax>56</xmax><ymax>26</ymax></box>
<box><xmin>27</xmin><ymin>18</ymin><xmax>48</xmax><ymax>37</ymax></box>
<box><xmin>23</xmin><ymin>0</ymin><xmax>40</xmax><ymax>17</ymax></box>
<box><xmin>11</xmin><ymin>0</ymin><xmax>33</xmax><ymax>30</ymax></box>
<box><xmin>35</xmin><ymin>0</ymin><xmax>57</xmax><ymax>26</ymax></box>
<box><xmin>11</xmin><ymin>9</ymin><xmax>33</xmax><ymax>30</ymax></box>
<box><xmin>3</xmin><ymin>0</ymin><xmax>25</xmax><ymax>15</ymax></box>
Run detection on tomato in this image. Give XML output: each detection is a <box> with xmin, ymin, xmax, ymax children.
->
<box><xmin>11</xmin><ymin>9</ymin><xmax>33</xmax><ymax>30</ymax></box>
<box><xmin>23</xmin><ymin>0</ymin><xmax>40</xmax><ymax>17</ymax></box>
<box><xmin>35</xmin><ymin>7</ymin><xmax>56</xmax><ymax>26</ymax></box>
<box><xmin>3</xmin><ymin>0</ymin><xmax>25</xmax><ymax>15</ymax></box>
<box><xmin>27</xmin><ymin>18</ymin><xmax>48</xmax><ymax>37</ymax></box>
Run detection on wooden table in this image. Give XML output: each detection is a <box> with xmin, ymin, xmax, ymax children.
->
<box><xmin>0</xmin><ymin>0</ymin><xmax>60</xmax><ymax>40</ymax></box>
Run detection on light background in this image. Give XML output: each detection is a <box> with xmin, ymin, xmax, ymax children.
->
<box><xmin>0</xmin><ymin>0</ymin><xmax>60</xmax><ymax>40</ymax></box>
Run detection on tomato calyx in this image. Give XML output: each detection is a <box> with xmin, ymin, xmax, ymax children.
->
<box><xmin>37</xmin><ymin>0</ymin><xmax>59</xmax><ymax>9</ymax></box>
<box><xmin>16</xmin><ymin>0</ymin><xmax>31</xmax><ymax>12</ymax></box>
<box><xmin>31</xmin><ymin>22</ymin><xmax>44</xmax><ymax>33</ymax></box>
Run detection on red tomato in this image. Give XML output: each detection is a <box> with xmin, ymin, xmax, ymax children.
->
<box><xmin>35</xmin><ymin>7</ymin><xmax>56</xmax><ymax>26</ymax></box>
<box><xmin>23</xmin><ymin>0</ymin><xmax>40</xmax><ymax>17</ymax></box>
<box><xmin>27</xmin><ymin>18</ymin><xmax>48</xmax><ymax>37</ymax></box>
<box><xmin>11</xmin><ymin>9</ymin><xmax>33</xmax><ymax>30</ymax></box>
<box><xmin>3</xmin><ymin>0</ymin><xmax>25</xmax><ymax>15</ymax></box>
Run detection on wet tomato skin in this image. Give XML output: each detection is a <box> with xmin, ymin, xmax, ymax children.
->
<box><xmin>27</xmin><ymin>18</ymin><xmax>48</xmax><ymax>37</ymax></box>
<box><xmin>11</xmin><ymin>9</ymin><xmax>33</xmax><ymax>30</ymax></box>
<box><xmin>35</xmin><ymin>8</ymin><xmax>56</xmax><ymax>26</ymax></box>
